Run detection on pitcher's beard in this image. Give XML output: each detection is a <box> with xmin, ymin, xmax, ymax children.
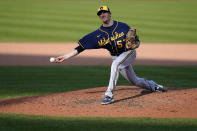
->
<box><xmin>103</xmin><ymin>19</ymin><xmax>110</xmax><ymax>24</ymax></box>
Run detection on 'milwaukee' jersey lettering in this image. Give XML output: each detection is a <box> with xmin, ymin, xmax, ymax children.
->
<box><xmin>78</xmin><ymin>21</ymin><xmax>134</xmax><ymax>56</ymax></box>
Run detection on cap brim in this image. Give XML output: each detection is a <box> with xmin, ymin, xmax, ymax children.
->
<box><xmin>97</xmin><ymin>10</ymin><xmax>110</xmax><ymax>16</ymax></box>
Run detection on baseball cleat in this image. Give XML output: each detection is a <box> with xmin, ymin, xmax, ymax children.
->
<box><xmin>101</xmin><ymin>96</ymin><xmax>115</xmax><ymax>105</ymax></box>
<box><xmin>155</xmin><ymin>85</ymin><xmax>167</xmax><ymax>92</ymax></box>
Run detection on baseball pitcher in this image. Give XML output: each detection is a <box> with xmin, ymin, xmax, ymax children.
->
<box><xmin>54</xmin><ymin>6</ymin><xmax>166</xmax><ymax>105</ymax></box>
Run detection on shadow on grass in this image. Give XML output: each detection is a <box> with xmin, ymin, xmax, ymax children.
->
<box><xmin>0</xmin><ymin>113</ymin><xmax>197</xmax><ymax>131</ymax></box>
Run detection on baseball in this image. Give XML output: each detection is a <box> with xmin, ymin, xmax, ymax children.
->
<box><xmin>50</xmin><ymin>57</ymin><xmax>56</xmax><ymax>63</ymax></box>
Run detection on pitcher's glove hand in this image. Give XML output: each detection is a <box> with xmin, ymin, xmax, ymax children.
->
<box><xmin>126</xmin><ymin>28</ymin><xmax>140</xmax><ymax>50</ymax></box>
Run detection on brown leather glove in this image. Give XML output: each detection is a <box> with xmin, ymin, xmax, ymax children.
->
<box><xmin>126</xmin><ymin>28</ymin><xmax>140</xmax><ymax>50</ymax></box>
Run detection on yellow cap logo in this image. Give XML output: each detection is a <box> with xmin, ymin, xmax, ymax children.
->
<box><xmin>97</xmin><ymin>6</ymin><xmax>109</xmax><ymax>12</ymax></box>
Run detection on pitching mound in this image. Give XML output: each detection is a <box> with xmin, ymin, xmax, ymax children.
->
<box><xmin>0</xmin><ymin>86</ymin><xmax>197</xmax><ymax>118</ymax></box>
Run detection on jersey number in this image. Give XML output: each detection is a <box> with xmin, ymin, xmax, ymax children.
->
<box><xmin>117</xmin><ymin>40</ymin><xmax>123</xmax><ymax>48</ymax></box>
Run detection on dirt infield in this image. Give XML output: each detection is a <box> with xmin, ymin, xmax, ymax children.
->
<box><xmin>0</xmin><ymin>86</ymin><xmax>197</xmax><ymax>118</ymax></box>
<box><xmin>1</xmin><ymin>43</ymin><xmax>197</xmax><ymax>65</ymax></box>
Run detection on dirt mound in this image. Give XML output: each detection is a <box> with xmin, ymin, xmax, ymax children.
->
<box><xmin>0</xmin><ymin>86</ymin><xmax>197</xmax><ymax>118</ymax></box>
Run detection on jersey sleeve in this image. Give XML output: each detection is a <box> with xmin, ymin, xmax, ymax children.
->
<box><xmin>78</xmin><ymin>30</ymin><xmax>100</xmax><ymax>49</ymax></box>
<box><xmin>125</xmin><ymin>23</ymin><xmax>131</xmax><ymax>30</ymax></box>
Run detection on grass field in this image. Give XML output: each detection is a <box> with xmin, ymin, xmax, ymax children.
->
<box><xmin>0</xmin><ymin>113</ymin><xmax>197</xmax><ymax>131</ymax></box>
<box><xmin>0</xmin><ymin>65</ymin><xmax>196</xmax><ymax>98</ymax></box>
<box><xmin>0</xmin><ymin>0</ymin><xmax>197</xmax><ymax>42</ymax></box>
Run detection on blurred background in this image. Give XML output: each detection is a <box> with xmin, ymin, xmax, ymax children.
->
<box><xmin>0</xmin><ymin>0</ymin><xmax>196</xmax><ymax>43</ymax></box>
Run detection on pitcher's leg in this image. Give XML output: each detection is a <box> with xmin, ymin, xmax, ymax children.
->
<box><xmin>102</xmin><ymin>51</ymin><xmax>135</xmax><ymax>105</ymax></box>
<box><xmin>105</xmin><ymin>51</ymin><xmax>135</xmax><ymax>98</ymax></box>
<box><xmin>120</xmin><ymin>65</ymin><xmax>159</xmax><ymax>91</ymax></box>
<box><xmin>105</xmin><ymin>60</ymin><xmax>120</xmax><ymax>98</ymax></box>
<box><xmin>120</xmin><ymin>66</ymin><xmax>149</xmax><ymax>89</ymax></box>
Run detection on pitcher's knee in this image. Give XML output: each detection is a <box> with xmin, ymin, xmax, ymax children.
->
<box><xmin>133</xmin><ymin>80</ymin><xmax>141</xmax><ymax>87</ymax></box>
<box><xmin>132</xmin><ymin>79</ymin><xmax>147</xmax><ymax>89</ymax></box>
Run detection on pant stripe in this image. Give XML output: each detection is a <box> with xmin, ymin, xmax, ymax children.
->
<box><xmin>113</xmin><ymin>50</ymin><xmax>135</xmax><ymax>89</ymax></box>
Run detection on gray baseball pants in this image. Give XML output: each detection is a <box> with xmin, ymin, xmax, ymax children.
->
<box><xmin>105</xmin><ymin>50</ymin><xmax>159</xmax><ymax>98</ymax></box>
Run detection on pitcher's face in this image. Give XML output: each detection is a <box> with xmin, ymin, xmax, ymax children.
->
<box><xmin>99</xmin><ymin>11</ymin><xmax>111</xmax><ymax>24</ymax></box>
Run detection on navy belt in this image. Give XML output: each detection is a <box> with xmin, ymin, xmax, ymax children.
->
<box><xmin>111</xmin><ymin>49</ymin><xmax>131</xmax><ymax>56</ymax></box>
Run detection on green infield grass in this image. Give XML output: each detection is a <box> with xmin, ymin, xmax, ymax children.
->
<box><xmin>0</xmin><ymin>65</ymin><xmax>196</xmax><ymax>99</ymax></box>
<box><xmin>0</xmin><ymin>0</ymin><xmax>196</xmax><ymax>42</ymax></box>
<box><xmin>0</xmin><ymin>113</ymin><xmax>197</xmax><ymax>131</ymax></box>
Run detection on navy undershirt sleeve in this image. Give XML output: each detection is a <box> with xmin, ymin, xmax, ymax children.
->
<box><xmin>75</xmin><ymin>45</ymin><xmax>85</xmax><ymax>54</ymax></box>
